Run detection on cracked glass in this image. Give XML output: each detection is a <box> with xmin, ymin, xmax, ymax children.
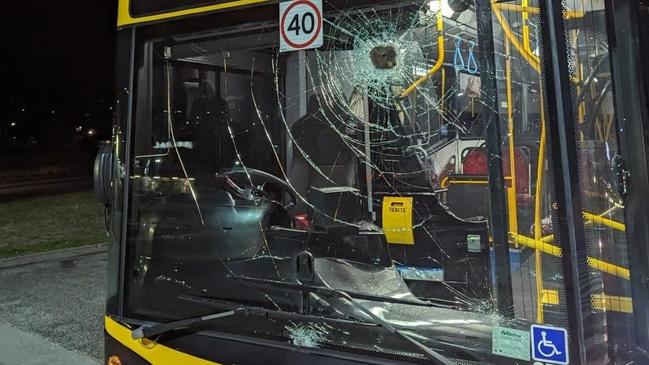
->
<box><xmin>118</xmin><ymin>1</ymin><xmax>642</xmax><ymax>363</ymax></box>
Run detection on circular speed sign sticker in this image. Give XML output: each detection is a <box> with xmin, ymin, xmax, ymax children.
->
<box><xmin>279</xmin><ymin>0</ymin><xmax>323</xmax><ymax>52</ymax></box>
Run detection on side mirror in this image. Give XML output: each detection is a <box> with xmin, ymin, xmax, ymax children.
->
<box><xmin>94</xmin><ymin>141</ymin><xmax>113</xmax><ymax>207</ymax></box>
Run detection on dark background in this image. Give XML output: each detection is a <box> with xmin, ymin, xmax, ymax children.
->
<box><xmin>0</xmin><ymin>1</ymin><xmax>117</xmax><ymax>181</ymax></box>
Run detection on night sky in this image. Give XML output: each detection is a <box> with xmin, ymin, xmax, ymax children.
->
<box><xmin>0</xmin><ymin>1</ymin><xmax>117</xmax><ymax>153</ymax></box>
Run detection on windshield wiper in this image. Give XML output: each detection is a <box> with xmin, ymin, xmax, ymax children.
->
<box><xmin>133</xmin><ymin>277</ymin><xmax>463</xmax><ymax>364</ymax></box>
<box><xmin>132</xmin><ymin>309</ymin><xmax>238</xmax><ymax>339</ymax></box>
<box><xmin>232</xmin><ymin>275</ymin><xmax>456</xmax><ymax>365</ymax></box>
<box><xmin>131</xmin><ymin>297</ymin><xmax>378</xmax><ymax>340</ymax></box>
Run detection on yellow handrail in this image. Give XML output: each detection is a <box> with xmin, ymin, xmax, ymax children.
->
<box><xmin>493</xmin><ymin>2</ymin><xmax>583</xmax><ymax>85</ymax></box>
<box><xmin>401</xmin><ymin>11</ymin><xmax>445</xmax><ymax>98</ymax></box>
<box><xmin>510</xmin><ymin>233</ymin><xmax>630</xmax><ymax>280</ymax></box>
<box><xmin>583</xmin><ymin>212</ymin><xmax>626</xmax><ymax>232</ymax></box>
<box><xmin>512</xmin><ymin>233</ymin><xmax>563</xmax><ymax>257</ymax></box>
<box><xmin>521</xmin><ymin>0</ymin><xmax>532</xmax><ymax>53</ymax></box>
<box><xmin>588</xmin><ymin>257</ymin><xmax>631</xmax><ymax>281</ymax></box>
<box><xmin>504</xmin><ymin>38</ymin><xmax>519</xmax><ymax>241</ymax></box>
<box><xmin>492</xmin><ymin>5</ymin><xmax>541</xmax><ymax>73</ymax></box>
<box><xmin>533</xmin><ymin>81</ymin><xmax>548</xmax><ymax>324</ymax></box>
<box><xmin>536</xmin><ymin>211</ymin><xmax>625</xmax><ymax>247</ymax></box>
<box><xmin>493</xmin><ymin>3</ymin><xmax>585</xmax><ymax>19</ymax></box>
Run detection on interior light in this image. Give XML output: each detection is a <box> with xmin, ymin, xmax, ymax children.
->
<box><xmin>429</xmin><ymin>0</ymin><xmax>442</xmax><ymax>12</ymax></box>
<box><xmin>441</xmin><ymin>1</ymin><xmax>455</xmax><ymax>17</ymax></box>
<box><xmin>429</xmin><ymin>0</ymin><xmax>456</xmax><ymax>18</ymax></box>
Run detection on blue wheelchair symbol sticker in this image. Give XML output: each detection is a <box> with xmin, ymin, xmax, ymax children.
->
<box><xmin>531</xmin><ymin>325</ymin><xmax>569</xmax><ymax>364</ymax></box>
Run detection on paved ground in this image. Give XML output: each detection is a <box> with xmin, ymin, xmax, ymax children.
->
<box><xmin>0</xmin><ymin>322</ymin><xmax>98</xmax><ymax>365</ymax></box>
<box><xmin>0</xmin><ymin>249</ymin><xmax>106</xmax><ymax>363</ymax></box>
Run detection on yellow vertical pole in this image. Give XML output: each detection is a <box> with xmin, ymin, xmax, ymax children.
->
<box><xmin>519</xmin><ymin>0</ymin><xmax>543</xmax><ymax>321</ymax></box>
<box><xmin>521</xmin><ymin>0</ymin><xmax>531</xmax><ymax>53</ymax></box>
<box><xmin>505</xmin><ymin>38</ymin><xmax>519</xmax><ymax>238</ymax></box>
<box><xmin>534</xmin><ymin>82</ymin><xmax>547</xmax><ymax>324</ymax></box>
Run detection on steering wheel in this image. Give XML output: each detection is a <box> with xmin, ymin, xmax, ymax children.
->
<box><xmin>218</xmin><ymin>167</ymin><xmax>298</xmax><ymax>209</ymax></box>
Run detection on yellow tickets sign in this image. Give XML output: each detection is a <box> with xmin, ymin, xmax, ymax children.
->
<box><xmin>382</xmin><ymin>197</ymin><xmax>415</xmax><ymax>245</ymax></box>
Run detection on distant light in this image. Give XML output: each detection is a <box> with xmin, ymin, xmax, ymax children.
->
<box><xmin>51</xmin><ymin>110</ymin><xmax>56</xmax><ymax>115</ymax></box>
<box><xmin>429</xmin><ymin>0</ymin><xmax>454</xmax><ymax>17</ymax></box>
<box><xmin>429</xmin><ymin>0</ymin><xmax>441</xmax><ymax>12</ymax></box>
<box><xmin>87</xmin><ymin>129</ymin><xmax>96</xmax><ymax>136</ymax></box>
<box><xmin>76</xmin><ymin>126</ymin><xmax>83</xmax><ymax>133</ymax></box>
<box><xmin>441</xmin><ymin>1</ymin><xmax>455</xmax><ymax>17</ymax></box>
<box><xmin>10</xmin><ymin>122</ymin><xmax>16</xmax><ymax>127</ymax></box>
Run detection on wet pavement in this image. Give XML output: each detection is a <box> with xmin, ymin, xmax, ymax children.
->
<box><xmin>0</xmin><ymin>249</ymin><xmax>106</xmax><ymax>362</ymax></box>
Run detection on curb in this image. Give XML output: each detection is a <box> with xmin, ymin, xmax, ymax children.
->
<box><xmin>0</xmin><ymin>243</ymin><xmax>108</xmax><ymax>269</ymax></box>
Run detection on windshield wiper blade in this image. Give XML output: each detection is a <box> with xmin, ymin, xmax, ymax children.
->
<box><xmin>132</xmin><ymin>295</ymin><xmax>380</xmax><ymax>340</ymax></box>
<box><xmin>178</xmin><ymin>294</ymin><xmax>379</xmax><ymax>327</ymax></box>
<box><xmin>232</xmin><ymin>275</ymin><xmax>455</xmax><ymax>365</ymax></box>
<box><xmin>132</xmin><ymin>309</ymin><xmax>238</xmax><ymax>339</ymax></box>
<box><xmin>231</xmin><ymin>275</ymin><xmax>436</xmax><ymax>307</ymax></box>
<box><xmin>138</xmin><ymin>280</ymin><xmax>460</xmax><ymax>364</ymax></box>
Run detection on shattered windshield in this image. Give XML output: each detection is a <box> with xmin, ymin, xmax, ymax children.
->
<box><xmin>120</xmin><ymin>0</ymin><xmax>639</xmax><ymax>363</ymax></box>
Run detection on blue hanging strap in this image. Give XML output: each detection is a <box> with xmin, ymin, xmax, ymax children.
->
<box><xmin>467</xmin><ymin>41</ymin><xmax>479</xmax><ymax>74</ymax></box>
<box><xmin>454</xmin><ymin>37</ymin><xmax>465</xmax><ymax>72</ymax></box>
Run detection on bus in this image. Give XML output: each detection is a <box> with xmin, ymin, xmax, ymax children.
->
<box><xmin>96</xmin><ymin>0</ymin><xmax>649</xmax><ymax>364</ymax></box>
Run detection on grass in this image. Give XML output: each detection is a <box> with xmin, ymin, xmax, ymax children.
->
<box><xmin>0</xmin><ymin>191</ymin><xmax>106</xmax><ymax>258</ymax></box>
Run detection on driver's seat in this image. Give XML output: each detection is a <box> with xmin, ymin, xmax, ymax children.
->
<box><xmin>288</xmin><ymin>95</ymin><xmax>360</xmax><ymax>222</ymax></box>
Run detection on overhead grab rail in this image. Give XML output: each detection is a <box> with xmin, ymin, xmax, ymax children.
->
<box><xmin>492</xmin><ymin>2</ymin><xmax>584</xmax><ymax>82</ymax></box>
<box><xmin>492</xmin><ymin>3</ymin><xmax>585</xmax><ymax>19</ymax></box>
<box><xmin>492</xmin><ymin>4</ymin><xmax>540</xmax><ymax>73</ymax></box>
<box><xmin>402</xmin><ymin>2</ymin><xmax>584</xmax><ymax>97</ymax></box>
